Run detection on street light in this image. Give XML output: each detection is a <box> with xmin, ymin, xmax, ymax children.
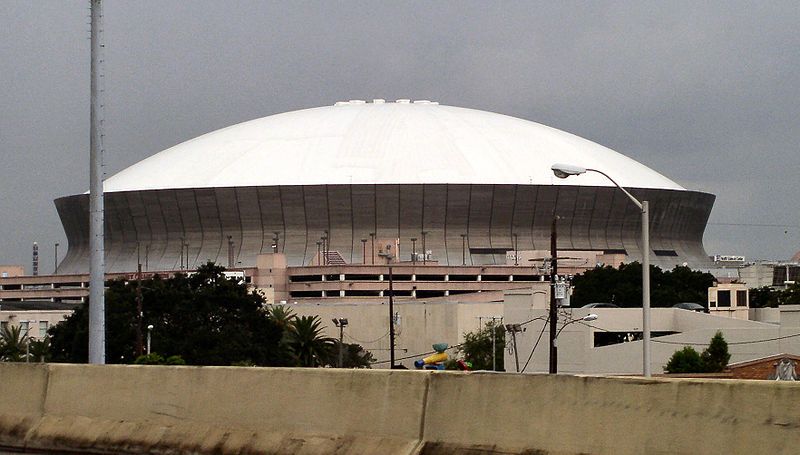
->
<box><xmin>504</xmin><ymin>323</ymin><xmax>525</xmax><ymax>372</ymax></box>
<box><xmin>332</xmin><ymin>318</ymin><xmax>349</xmax><ymax>368</ymax></box>
<box><xmin>146</xmin><ymin>324</ymin><xmax>154</xmax><ymax>355</ymax></box>
<box><xmin>551</xmin><ymin>163</ymin><xmax>652</xmax><ymax>377</ymax></box>
<box><xmin>555</xmin><ymin>314</ymin><xmax>598</xmax><ymax>340</ymax></box>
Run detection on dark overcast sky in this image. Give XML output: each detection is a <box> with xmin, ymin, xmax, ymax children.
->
<box><xmin>1</xmin><ymin>1</ymin><xmax>798</xmax><ymax>273</ymax></box>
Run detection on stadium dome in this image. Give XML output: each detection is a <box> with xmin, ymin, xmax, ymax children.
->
<box><xmin>56</xmin><ymin>100</ymin><xmax>715</xmax><ymax>273</ymax></box>
<box><xmin>104</xmin><ymin>101</ymin><xmax>683</xmax><ymax>192</ymax></box>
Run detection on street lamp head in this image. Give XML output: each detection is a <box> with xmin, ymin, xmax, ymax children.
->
<box><xmin>551</xmin><ymin>163</ymin><xmax>587</xmax><ymax>179</ymax></box>
<box><xmin>582</xmin><ymin>314</ymin><xmax>598</xmax><ymax>322</ymax></box>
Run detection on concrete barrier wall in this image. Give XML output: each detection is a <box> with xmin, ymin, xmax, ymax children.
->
<box><xmin>1</xmin><ymin>364</ymin><xmax>799</xmax><ymax>454</ymax></box>
<box><xmin>422</xmin><ymin>373</ymin><xmax>800</xmax><ymax>455</ymax></box>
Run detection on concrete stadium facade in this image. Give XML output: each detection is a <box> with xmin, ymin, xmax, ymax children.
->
<box><xmin>54</xmin><ymin>101</ymin><xmax>715</xmax><ymax>273</ymax></box>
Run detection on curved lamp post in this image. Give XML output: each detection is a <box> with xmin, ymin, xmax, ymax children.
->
<box><xmin>555</xmin><ymin>313</ymin><xmax>598</xmax><ymax>341</ymax></box>
<box><xmin>551</xmin><ymin>163</ymin><xmax>652</xmax><ymax>377</ymax></box>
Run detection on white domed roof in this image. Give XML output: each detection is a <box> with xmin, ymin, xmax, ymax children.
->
<box><xmin>103</xmin><ymin>101</ymin><xmax>684</xmax><ymax>192</ymax></box>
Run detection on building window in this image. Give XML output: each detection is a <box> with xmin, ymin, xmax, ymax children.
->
<box><xmin>39</xmin><ymin>321</ymin><xmax>48</xmax><ymax>338</ymax></box>
<box><xmin>717</xmin><ymin>290</ymin><xmax>731</xmax><ymax>307</ymax></box>
<box><xmin>736</xmin><ymin>290</ymin><xmax>748</xmax><ymax>307</ymax></box>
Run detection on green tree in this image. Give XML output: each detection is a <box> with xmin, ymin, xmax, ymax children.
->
<box><xmin>782</xmin><ymin>283</ymin><xmax>800</xmax><ymax>305</ymax></box>
<box><xmin>49</xmin><ymin>262</ymin><xmax>287</xmax><ymax>366</ymax></box>
<box><xmin>664</xmin><ymin>331</ymin><xmax>730</xmax><ymax>373</ymax></box>
<box><xmin>325</xmin><ymin>341</ymin><xmax>375</xmax><ymax>368</ymax></box>
<box><xmin>701</xmin><ymin>331</ymin><xmax>730</xmax><ymax>372</ymax></box>
<box><xmin>457</xmin><ymin>322</ymin><xmax>505</xmax><ymax>371</ymax></box>
<box><xmin>286</xmin><ymin>315</ymin><xmax>335</xmax><ymax>367</ymax></box>
<box><xmin>134</xmin><ymin>353</ymin><xmax>186</xmax><ymax>365</ymax></box>
<box><xmin>28</xmin><ymin>337</ymin><xmax>50</xmax><ymax>362</ymax></box>
<box><xmin>749</xmin><ymin>286</ymin><xmax>780</xmax><ymax>308</ymax></box>
<box><xmin>664</xmin><ymin>346</ymin><xmax>704</xmax><ymax>373</ymax></box>
<box><xmin>0</xmin><ymin>325</ymin><xmax>28</xmax><ymax>362</ymax></box>
<box><xmin>571</xmin><ymin>263</ymin><xmax>714</xmax><ymax>308</ymax></box>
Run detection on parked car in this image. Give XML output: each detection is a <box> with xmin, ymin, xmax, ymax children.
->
<box><xmin>580</xmin><ymin>302</ymin><xmax>620</xmax><ymax>308</ymax></box>
<box><xmin>672</xmin><ymin>302</ymin><xmax>707</xmax><ymax>313</ymax></box>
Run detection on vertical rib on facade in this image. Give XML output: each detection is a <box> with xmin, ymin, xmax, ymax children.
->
<box><xmin>54</xmin><ymin>184</ymin><xmax>715</xmax><ymax>274</ymax></box>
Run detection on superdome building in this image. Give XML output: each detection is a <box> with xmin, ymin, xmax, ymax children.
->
<box><xmin>55</xmin><ymin>100</ymin><xmax>715</xmax><ymax>274</ymax></box>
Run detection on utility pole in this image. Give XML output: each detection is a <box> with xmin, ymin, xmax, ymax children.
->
<box><xmin>135</xmin><ymin>263</ymin><xmax>143</xmax><ymax>357</ymax></box>
<box><xmin>461</xmin><ymin>234</ymin><xmax>467</xmax><ymax>265</ymax></box>
<box><xmin>549</xmin><ymin>216</ymin><xmax>559</xmax><ymax>374</ymax></box>
<box><xmin>332</xmin><ymin>318</ymin><xmax>348</xmax><ymax>368</ymax></box>
<box><xmin>513</xmin><ymin>233</ymin><xmax>519</xmax><ymax>266</ymax></box>
<box><xmin>322</xmin><ymin>230</ymin><xmax>329</xmax><ymax>266</ymax></box>
<box><xmin>421</xmin><ymin>231</ymin><xmax>428</xmax><ymax>265</ymax></box>
<box><xmin>361</xmin><ymin>238</ymin><xmax>367</xmax><ymax>264</ymax></box>
<box><xmin>227</xmin><ymin>235</ymin><xmax>234</xmax><ymax>268</ymax></box>
<box><xmin>388</xmin><ymin>260</ymin><xmax>396</xmax><ymax>368</ymax></box>
<box><xmin>88</xmin><ymin>0</ymin><xmax>106</xmax><ymax>365</ymax></box>
<box><xmin>489</xmin><ymin>316</ymin><xmax>502</xmax><ymax>371</ymax></box>
<box><xmin>180</xmin><ymin>237</ymin><xmax>185</xmax><ymax>270</ymax></box>
<box><xmin>370</xmin><ymin>232</ymin><xmax>375</xmax><ymax>265</ymax></box>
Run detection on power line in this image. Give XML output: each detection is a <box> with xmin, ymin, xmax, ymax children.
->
<box><xmin>708</xmin><ymin>222</ymin><xmax>800</xmax><ymax>228</ymax></box>
<box><xmin>652</xmin><ymin>331</ymin><xmax>800</xmax><ymax>346</ymax></box>
<box><xmin>371</xmin><ymin>343</ymin><xmax>464</xmax><ymax>366</ymax></box>
<box><xmin>521</xmin><ymin>315</ymin><xmax>550</xmax><ymax>372</ymax></box>
<box><xmin>577</xmin><ymin>321</ymin><xmax>800</xmax><ymax>346</ymax></box>
<box><xmin>344</xmin><ymin>331</ymin><xmax>389</xmax><ymax>344</ymax></box>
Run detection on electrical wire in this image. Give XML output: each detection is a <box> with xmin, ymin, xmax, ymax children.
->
<box><xmin>577</xmin><ymin>321</ymin><xmax>800</xmax><ymax>347</ymax></box>
<box><xmin>708</xmin><ymin>222</ymin><xmax>800</xmax><ymax>228</ymax></box>
<box><xmin>521</xmin><ymin>314</ymin><xmax>550</xmax><ymax>372</ymax></box>
<box><xmin>652</xmin><ymin>332</ymin><xmax>800</xmax><ymax>346</ymax></box>
<box><xmin>371</xmin><ymin>343</ymin><xmax>465</xmax><ymax>366</ymax></box>
<box><xmin>344</xmin><ymin>331</ymin><xmax>390</xmax><ymax>344</ymax></box>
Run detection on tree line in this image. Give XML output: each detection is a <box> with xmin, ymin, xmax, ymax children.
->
<box><xmin>3</xmin><ymin>263</ymin><xmax>372</xmax><ymax>367</ymax></box>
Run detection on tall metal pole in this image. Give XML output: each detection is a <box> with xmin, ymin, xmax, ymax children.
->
<box><xmin>548</xmin><ymin>216</ymin><xmax>558</xmax><ymax>374</ymax></box>
<box><xmin>461</xmin><ymin>234</ymin><xmax>467</xmax><ymax>265</ymax></box>
<box><xmin>642</xmin><ymin>201</ymin><xmax>651</xmax><ymax>377</ymax></box>
<box><xmin>361</xmin><ymin>238</ymin><xmax>367</xmax><ymax>264</ymax></box>
<box><xmin>421</xmin><ymin>231</ymin><xmax>427</xmax><ymax>265</ymax></box>
<box><xmin>370</xmin><ymin>232</ymin><xmax>375</xmax><ymax>265</ymax></box>
<box><xmin>511</xmin><ymin>329</ymin><xmax>520</xmax><ymax>373</ymax></box>
<box><xmin>338</xmin><ymin>324</ymin><xmax>345</xmax><ymax>368</ymax></box>
<box><xmin>513</xmin><ymin>233</ymin><xmax>519</xmax><ymax>266</ymax></box>
<box><xmin>388</xmin><ymin>264</ymin><xmax>395</xmax><ymax>368</ymax></box>
<box><xmin>227</xmin><ymin>235</ymin><xmax>234</xmax><ymax>268</ymax></box>
<box><xmin>135</xmin><ymin>263</ymin><xmax>143</xmax><ymax>357</ymax></box>
<box><xmin>88</xmin><ymin>0</ymin><xmax>106</xmax><ymax>364</ymax></box>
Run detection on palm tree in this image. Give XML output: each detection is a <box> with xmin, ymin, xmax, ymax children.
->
<box><xmin>267</xmin><ymin>305</ymin><xmax>296</xmax><ymax>332</ymax></box>
<box><xmin>0</xmin><ymin>324</ymin><xmax>28</xmax><ymax>362</ymax></box>
<box><xmin>287</xmin><ymin>315</ymin><xmax>335</xmax><ymax>367</ymax></box>
<box><xmin>29</xmin><ymin>337</ymin><xmax>50</xmax><ymax>362</ymax></box>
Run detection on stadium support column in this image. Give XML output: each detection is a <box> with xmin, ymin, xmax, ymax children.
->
<box><xmin>89</xmin><ymin>0</ymin><xmax>106</xmax><ymax>364</ymax></box>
